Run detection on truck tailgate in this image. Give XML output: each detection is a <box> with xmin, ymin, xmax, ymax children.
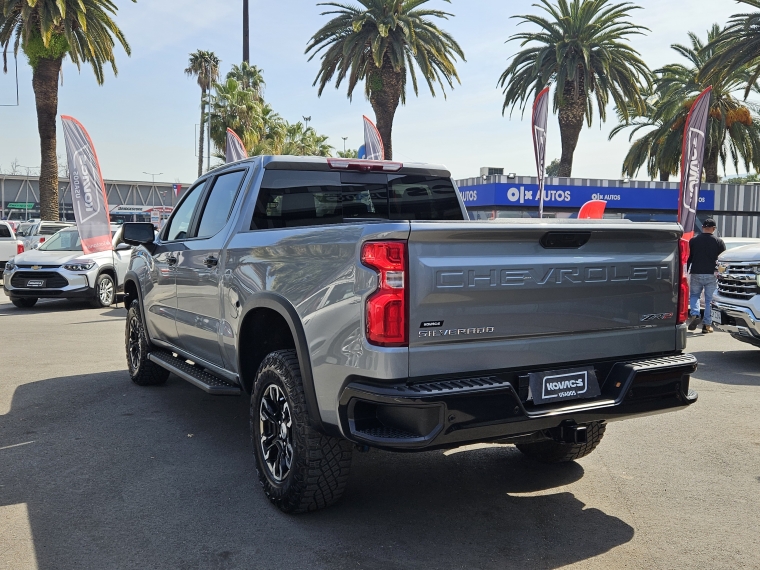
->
<box><xmin>408</xmin><ymin>220</ymin><xmax>681</xmax><ymax>378</ymax></box>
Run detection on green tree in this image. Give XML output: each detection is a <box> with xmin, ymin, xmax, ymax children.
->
<box><xmin>227</xmin><ymin>61</ymin><xmax>265</xmax><ymax>97</ymax></box>
<box><xmin>0</xmin><ymin>0</ymin><xmax>133</xmax><ymax>220</ymax></box>
<box><xmin>208</xmin><ymin>77</ymin><xmax>264</xmax><ymax>156</ymax></box>
<box><xmin>338</xmin><ymin>148</ymin><xmax>359</xmax><ymax>158</ymax></box>
<box><xmin>545</xmin><ymin>158</ymin><xmax>560</xmax><ymax>177</ymax></box>
<box><xmin>700</xmin><ymin>1</ymin><xmax>760</xmax><ymax>98</ymax></box>
<box><xmin>185</xmin><ymin>50</ymin><xmax>221</xmax><ymax>176</ymax></box>
<box><xmin>498</xmin><ymin>0</ymin><xmax>651</xmax><ymax>177</ymax></box>
<box><xmin>306</xmin><ymin>0</ymin><xmax>465</xmax><ymax>159</ymax></box>
<box><xmin>616</xmin><ymin>26</ymin><xmax>760</xmax><ymax>183</ymax></box>
<box><xmin>282</xmin><ymin>122</ymin><xmax>333</xmax><ymax>157</ymax></box>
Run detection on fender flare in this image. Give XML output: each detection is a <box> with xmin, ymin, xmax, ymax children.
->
<box><xmin>239</xmin><ymin>292</ymin><xmax>326</xmax><ymax>433</ymax></box>
<box><xmin>123</xmin><ymin>271</ymin><xmax>146</xmax><ymax>323</ymax></box>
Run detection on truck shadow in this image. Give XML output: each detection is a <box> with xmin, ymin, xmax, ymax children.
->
<box><xmin>0</xmin><ymin>372</ymin><xmax>633</xmax><ymax>570</ymax></box>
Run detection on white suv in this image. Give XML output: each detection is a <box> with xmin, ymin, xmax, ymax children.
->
<box><xmin>3</xmin><ymin>226</ymin><xmax>131</xmax><ymax>309</ymax></box>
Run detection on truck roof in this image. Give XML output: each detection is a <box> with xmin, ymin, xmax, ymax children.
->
<box><xmin>223</xmin><ymin>155</ymin><xmax>452</xmax><ymax>178</ymax></box>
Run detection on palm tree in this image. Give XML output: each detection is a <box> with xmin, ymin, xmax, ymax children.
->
<box><xmin>700</xmin><ymin>1</ymin><xmax>760</xmax><ymax>98</ymax></box>
<box><xmin>618</xmin><ymin>26</ymin><xmax>760</xmax><ymax>183</ymax></box>
<box><xmin>185</xmin><ymin>50</ymin><xmax>221</xmax><ymax>176</ymax></box>
<box><xmin>227</xmin><ymin>61</ymin><xmax>265</xmax><ymax>97</ymax></box>
<box><xmin>282</xmin><ymin>122</ymin><xmax>334</xmax><ymax>157</ymax></box>
<box><xmin>0</xmin><ymin>0</ymin><xmax>132</xmax><ymax>221</ymax></box>
<box><xmin>306</xmin><ymin>0</ymin><xmax>465</xmax><ymax>159</ymax></box>
<box><xmin>498</xmin><ymin>0</ymin><xmax>651</xmax><ymax>177</ymax></box>
<box><xmin>208</xmin><ymin>77</ymin><xmax>264</xmax><ymax>155</ymax></box>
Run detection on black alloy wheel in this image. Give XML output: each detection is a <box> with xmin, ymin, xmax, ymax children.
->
<box><xmin>125</xmin><ymin>300</ymin><xmax>169</xmax><ymax>386</ymax></box>
<box><xmin>259</xmin><ymin>383</ymin><xmax>294</xmax><ymax>482</ymax></box>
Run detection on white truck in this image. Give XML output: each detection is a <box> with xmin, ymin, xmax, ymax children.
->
<box><xmin>0</xmin><ymin>221</ymin><xmax>24</xmax><ymax>273</ymax></box>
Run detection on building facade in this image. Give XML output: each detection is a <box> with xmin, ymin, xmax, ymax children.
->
<box><xmin>456</xmin><ymin>174</ymin><xmax>760</xmax><ymax>237</ymax></box>
<box><xmin>0</xmin><ymin>175</ymin><xmax>189</xmax><ymax>223</ymax></box>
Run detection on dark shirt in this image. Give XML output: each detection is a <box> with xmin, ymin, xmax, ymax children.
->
<box><xmin>688</xmin><ymin>233</ymin><xmax>726</xmax><ymax>275</ymax></box>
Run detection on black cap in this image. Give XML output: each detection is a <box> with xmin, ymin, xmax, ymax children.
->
<box><xmin>702</xmin><ymin>218</ymin><xmax>716</xmax><ymax>228</ymax></box>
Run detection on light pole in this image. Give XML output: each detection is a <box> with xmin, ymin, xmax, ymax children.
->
<box><xmin>19</xmin><ymin>165</ymin><xmax>37</xmax><ymax>220</ymax></box>
<box><xmin>143</xmin><ymin>172</ymin><xmax>163</xmax><ymax>210</ymax></box>
<box><xmin>342</xmin><ymin>137</ymin><xmax>348</xmax><ymax>153</ymax></box>
<box><xmin>302</xmin><ymin>116</ymin><xmax>311</xmax><ymax>155</ymax></box>
<box><xmin>243</xmin><ymin>0</ymin><xmax>250</xmax><ymax>63</ymax></box>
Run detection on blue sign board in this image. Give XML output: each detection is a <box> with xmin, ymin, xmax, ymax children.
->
<box><xmin>458</xmin><ymin>183</ymin><xmax>715</xmax><ymax>212</ymax></box>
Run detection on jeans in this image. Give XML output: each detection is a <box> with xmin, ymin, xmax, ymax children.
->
<box><xmin>689</xmin><ymin>274</ymin><xmax>718</xmax><ymax>324</ymax></box>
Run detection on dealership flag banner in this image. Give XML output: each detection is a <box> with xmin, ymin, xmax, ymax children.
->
<box><xmin>363</xmin><ymin>115</ymin><xmax>384</xmax><ymax>160</ymax></box>
<box><xmin>61</xmin><ymin>116</ymin><xmax>113</xmax><ymax>254</ymax></box>
<box><xmin>532</xmin><ymin>86</ymin><xmax>550</xmax><ymax>218</ymax></box>
<box><xmin>225</xmin><ymin>128</ymin><xmax>248</xmax><ymax>163</ymax></box>
<box><xmin>679</xmin><ymin>87</ymin><xmax>712</xmax><ymax>240</ymax></box>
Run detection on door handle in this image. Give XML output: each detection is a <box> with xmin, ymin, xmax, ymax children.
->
<box><xmin>203</xmin><ymin>255</ymin><xmax>219</xmax><ymax>268</ymax></box>
<box><xmin>166</xmin><ymin>254</ymin><xmax>177</xmax><ymax>266</ymax></box>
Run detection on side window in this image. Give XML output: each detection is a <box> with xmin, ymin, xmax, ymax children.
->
<box><xmin>196</xmin><ymin>170</ymin><xmax>246</xmax><ymax>238</ymax></box>
<box><xmin>0</xmin><ymin>224</ymin><xmax>10</xmax><ymax>238</ymax></box>
<box><xmin>164</xmin><ymin>182</ymin><xmax>205</xmax><ymax>241</ymax></box>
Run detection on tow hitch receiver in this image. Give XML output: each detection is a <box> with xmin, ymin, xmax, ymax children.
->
<box><xmin>558</xmin><ymin>425</ymin><xmax>588</xmax><ymax>444</ymax></box>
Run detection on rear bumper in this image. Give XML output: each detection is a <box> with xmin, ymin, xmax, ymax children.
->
<box><xmin>338</xmin><ymin>353</ymin><xmax>698</xmax><ymax>451</ymax></box>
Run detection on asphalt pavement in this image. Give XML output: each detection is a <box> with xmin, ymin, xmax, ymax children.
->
<box><xmin>0</xmin><ymin>294</ymin><xmax>758</xmax><ymax>570</ymax></box>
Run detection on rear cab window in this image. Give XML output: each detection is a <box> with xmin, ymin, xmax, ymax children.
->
<box><xmin>251</xmin><ymin>170</ymin><xmax>463</xmax><ymax>230</ymax></box>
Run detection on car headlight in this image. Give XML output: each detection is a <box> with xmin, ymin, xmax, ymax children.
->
<box><xmin>63</xmin><ymin>259</ymin><xmax>96</xmax><ymax>272</ymax></box>
<box><xmin>4</xmin><ymin>260</ymin><xmax>15</xmax><ymax>271</ymax></box>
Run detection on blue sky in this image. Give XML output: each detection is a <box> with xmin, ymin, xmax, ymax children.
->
<box><xmin>0</xmin><ymin>0</ymin><xmax>748</xmax><ymax>184</ymax></box>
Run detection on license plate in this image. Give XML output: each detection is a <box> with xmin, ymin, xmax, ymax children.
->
<box><xmin>26</xmin><ymin>279</ymin><xmax>45</xmax><ymax>288</ymax></box>
<box><xmin>529</xmin><ymin>367</ymin><xmax>601</xmax><ymax>406</ymax></box>
<box><xmin>711</xmin><ymin>309</ymin><xmax>722</xmax><ymax>325</ymax></box>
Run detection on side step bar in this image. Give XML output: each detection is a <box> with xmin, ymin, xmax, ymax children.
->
<box><xmin>148</xmin><ymin>350</ymin><xmax>241</xmax><ymax>396</ymax></box>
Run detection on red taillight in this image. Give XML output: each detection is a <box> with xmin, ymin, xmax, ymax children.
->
<box><xmin>677</xmin><ymin>238</ymin><xmax>690</xmax><ymax>324</ymax></box>
<box><xmin>39</xmin><ymin>237</ymin><xmax>45</xmax><ymax>243</ymax></box>
<box><xmin>361</xmin><ymin>241</ymin><xmax>408</xmax><ymax>346</ymax></box>
<box><xmin>327</xmin><ymin>158</ymin><xmax>402</xmax><ymax>172</ymax></box>
<box><xmin>17</xmin><ymin>243</ymin><xmax>24</xmax><ymax>255</ymax></box>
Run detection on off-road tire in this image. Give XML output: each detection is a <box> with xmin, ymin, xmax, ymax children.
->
<box><xmin>126</xmin><ymin>300</ymin><xmax>169</xmax><ymax>386</ymax></box>
<box><xmin>516</xmin><ymin>422</ymin><xmax>607</xmax><ymax>463</ymax></box>
<box><xmin>11</xmin><ymin>297</ymin><xmax>37</xmax><ymax>308</ymax></box>
<box><xmin>91</xmin><ymin>274</ymin><xmax>115</xmax><ymax>308</ymax></box>
<box><xmin>251</xmin><ymin>349</ymin><xmax>352</xmax><ymax>514</ymax></box>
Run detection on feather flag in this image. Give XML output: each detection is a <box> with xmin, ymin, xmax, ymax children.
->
<box><xmin>226</xmin><ymin>128</ymin><xmax>248</xmax><ymax>163</ymax></box>
<box><xmin>60</xmin><ymin>116</ymin><xmax>113</xmax><ymax>254</ymax></box>
<box><xmin>532</xmin><ymin>86</ymin><xmax>550</xmax><ymax>218</ymax></box>
<box><xmin>678</xmin><ymin>87</ymin><xmax>712</xmax><ymax>240</ymax></box>
<box><xmin>363</xmin><ymin>115</ymin><xmax>384</xmax><ymax>161</ymax></box>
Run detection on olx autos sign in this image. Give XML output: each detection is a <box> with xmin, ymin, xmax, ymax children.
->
<box><xmin>459</xmin><ymin>183</ymin><xmax>715</xmax><ymax>212</ymax></box>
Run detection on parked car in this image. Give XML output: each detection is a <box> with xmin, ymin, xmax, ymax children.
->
<box><xmin>120</xmin><ymin>155</ymin><xmax>698</xmax><ymax>513</ymax></box>
<box><xmin>3</xmin><ymin>226</ymin><xmax>131</xmax><ymax>308</ymax></box>
<box><xmin>711</xmin><ymin>242</ymin><xmax>760</xmax><ymax>346</ymax></box>
<box><xmin>0</xmin><ymin>221</ymin><xmax>25</xmax><ymax>274</ymax></box>
<box><xmin>15</xmin><ymin>220</ymin><xmax>74</xmax><ymax>251</ymax></box>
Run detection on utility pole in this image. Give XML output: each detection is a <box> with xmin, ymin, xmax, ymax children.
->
<box><xmin>243</xmin><ymin>0</ymin><xmax>250</xmax><ymax>63</ymax></box>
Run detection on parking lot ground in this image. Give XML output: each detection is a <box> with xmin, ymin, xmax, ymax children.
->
<box><xmin>0</xmin><ymin>294</ymin><xmax>759</xmax><ymax>570</ymax></box>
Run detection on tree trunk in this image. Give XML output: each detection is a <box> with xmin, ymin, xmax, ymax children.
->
<box><xmin>703</xmin><ymin>146</ymin><xmax>719</xmax><ymax>183</ymax></box>
<box><xmin>369</xmin><ymin>61</ymin><xmax>403</xmax><ymax>160</ymax></box>
<box><xmin>198</xmin><ymin>87</ymin><xmax>206</xmax><ymax>177</ymax></box>
<box><xmin>659</xmin><ymin>169</ymin><xmax>670</xmax><ymax>182</ymax></box>
<box><xmin>557</xmin><ymin>80</ymin><xmax>586</xmax><ymax>178</ymax></box>
<box><xmin>32</xmin><ymin>57</ymin><xmax>62</xmax><ymax>221</ymax></box>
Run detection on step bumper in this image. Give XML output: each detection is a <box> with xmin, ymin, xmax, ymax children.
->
<box><xmin>337</xmin><ymin>353</ymin><xmax>698</xmax><ymax>451</ymax></box>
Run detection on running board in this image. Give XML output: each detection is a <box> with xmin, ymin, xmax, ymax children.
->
<box><xmin>148</xmin><ymin>350</ymin><xmax>241</xmax><ymax>396</ymax></box>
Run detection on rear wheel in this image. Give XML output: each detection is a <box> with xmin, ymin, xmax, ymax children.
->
<box><xmin>11</xmin><ymin>297</ymin><xmax>38</xmax><ymax>309</ymax></box>
<box><xmin>516</xmin><ymin>422</ymin><xmax>607</xmax><ymax>463</ymax></box>
<box><xmin>251</xmin><ymin>349</ymin><xmax>352</xmax><ymax>513</ymax></box>
<box><xmin>92</xmin><ymin>274</ymin><xmax>115</xmax><ymax>308</ymax></box>
<box><xmin>126</xmin><ymin>300</ymin><xmax>169</xmax><ymax>386</ymax></box>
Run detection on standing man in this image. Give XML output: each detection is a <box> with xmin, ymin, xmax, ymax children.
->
<box><xmin>687</xmin><ymin>218</ymin><xmax>726</xmax><ymax>333</ymax></box>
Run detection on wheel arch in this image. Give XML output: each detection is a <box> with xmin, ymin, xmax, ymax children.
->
<box><xmin>238</xmin><ymin>292</ymin><xmax>325</xmax><ymax>433</ymax></box>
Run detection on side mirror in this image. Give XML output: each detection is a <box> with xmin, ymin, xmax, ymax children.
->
<box><xmin>115</xmin><ymin>242</ymin><xmax>132</xmax><ymax>251</ymax></box>
<box><xmin>122</xmin><ymin>222</ymin><xmax>156</xmax><ymax>247</ymax></box>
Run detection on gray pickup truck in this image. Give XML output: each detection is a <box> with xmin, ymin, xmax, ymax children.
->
<box><xmin>121</xmin><ymin>156</ymin><xmax>698</xmax><ymax>513</ymax></box>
